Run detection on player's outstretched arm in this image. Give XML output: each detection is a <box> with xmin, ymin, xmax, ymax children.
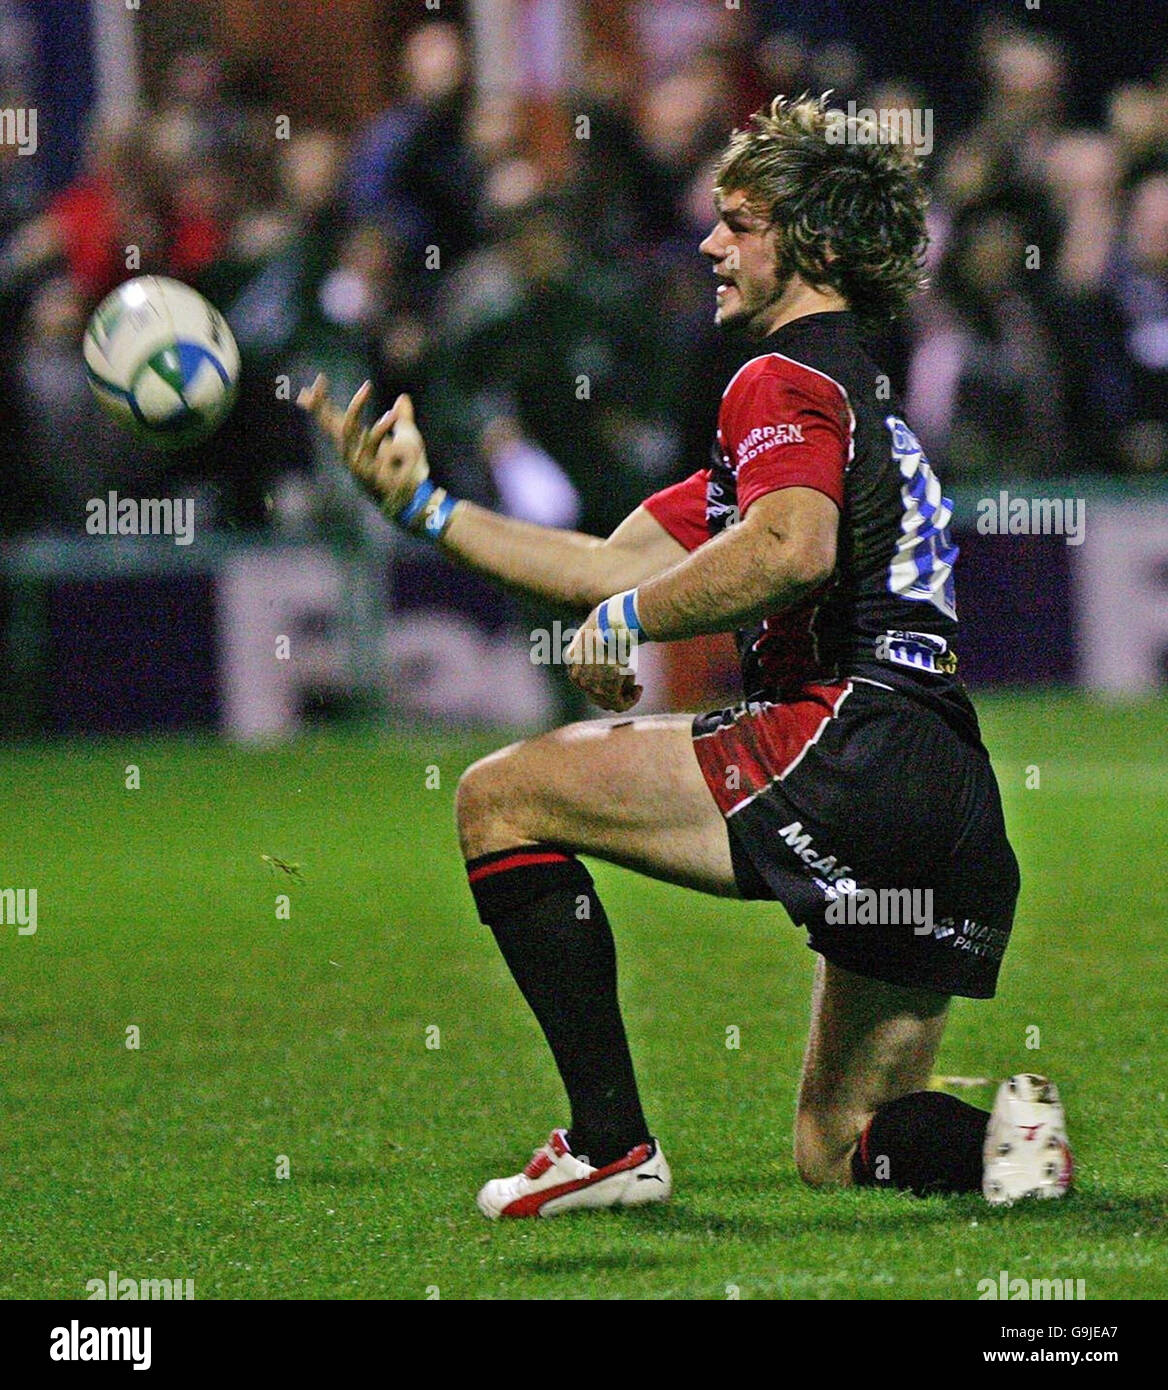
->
<box><xmin>297</xmin><ymin>375</ymin><xmax>687</xmax><ymax>610</ymax></box>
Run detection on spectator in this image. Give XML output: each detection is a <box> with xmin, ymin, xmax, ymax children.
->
<box><xmin>346</xmin><ymin>21</ymin><xmax>481</xmax><ymax>274</ymax></box>
<box><xmin>1109</xmin><ymin>174</ymin><xmax>1168</xmax><ymax>470</ymax></box>
<box><xmin>8</xmin><ymin>276</ymin><xmax>157</xmax><ymax>533</ymax></box>
<box><xmin>907</xmin><ymin>205</ymin><xmax>1068</xmax><ymax>476</ymax></box>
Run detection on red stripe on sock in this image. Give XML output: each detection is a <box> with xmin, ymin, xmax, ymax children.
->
<box><xmin>466</xmin><ymin>850</ymin><xmax>574</xmax><ymax>884</ymax></box>
<box><xmin>858</xmin><ymin>1117</ymin><xmax>874</xmax><ymax>1177</ymax></box>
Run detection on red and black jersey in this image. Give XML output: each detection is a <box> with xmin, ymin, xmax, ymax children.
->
<box><xmin>644</xmin><ymin>311</ymin><xmax>973</xmax><ymax>734</ymax></box>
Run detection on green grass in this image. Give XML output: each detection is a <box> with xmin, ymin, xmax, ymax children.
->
<box><xmin>1</xmin><ymin>693</ymin><xmax>1165</xmax><ymax>1300</ymax></box>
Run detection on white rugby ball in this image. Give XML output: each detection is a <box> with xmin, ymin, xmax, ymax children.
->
<box><xmin>83</xmin><ymin>275</ymin><xmax>239</xmax><ymax>448</ymax></box>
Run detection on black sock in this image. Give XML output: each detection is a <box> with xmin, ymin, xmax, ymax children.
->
<box><xmin>851</xmin><ymin>1091</ymin><xmax>988</xmax><ymax>1195</ymax></box>
<box><xmin>466</xmin><ymin>847</ymin><xmax>650</xmax><ymax>1168</ymax></box>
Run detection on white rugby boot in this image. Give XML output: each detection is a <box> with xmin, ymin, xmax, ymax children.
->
<box><xmin>477</xmin><ymin>1128</ymin><xmax>672</xmax><ymax>1219</ymax></box>
<box><xmin>983</xmin><ymin>1073</ymin><xmax>1073</xmax><ymax>1205</ymax></box>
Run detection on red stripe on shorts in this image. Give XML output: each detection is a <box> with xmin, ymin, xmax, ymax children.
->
<box><xmin>693</xmin><ymin>681</ymin><xmax>852</xmax><ymax>816</ymax></box>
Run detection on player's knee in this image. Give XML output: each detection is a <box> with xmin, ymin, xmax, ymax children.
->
<box><xmin>454</xmin><ymin>756</ymin><xmax>499</xmax><ymax>839</ymax></box>
<box><xmin>455</xmin><ymin>746</ymin><xmax>526</xmax><ymax>855</ymax></box>
<box><xmin>793</xmin><ymin>1107</ymin><xmax>859</xmax><ymax>1188</ymax></box>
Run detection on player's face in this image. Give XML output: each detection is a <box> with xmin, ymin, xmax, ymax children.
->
<box><xmin>699</xmin><ymin>190</ymin><xmax>786</xmax><ymax>336</ymax></box>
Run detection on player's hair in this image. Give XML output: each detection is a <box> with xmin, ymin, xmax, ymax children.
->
<box><xmin>714</xmin><ymin>93</ymin><xmax>929</xmax><ymax>323</ymax></box>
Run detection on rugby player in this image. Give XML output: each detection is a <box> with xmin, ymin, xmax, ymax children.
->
<box><xmin>299</xmin><ymin>95</ymin><xmax>1072</xmax><ymax>1217</ymax></box>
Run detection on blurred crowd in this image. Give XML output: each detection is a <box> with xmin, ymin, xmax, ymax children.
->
<box><xmin>2</xmin><ymin>11</ymin><xmax>1167</xmax><ymax>540</ymax></box>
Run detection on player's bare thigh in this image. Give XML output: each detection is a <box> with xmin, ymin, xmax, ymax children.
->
<box><xmin>455</xmin><ymin>713</ymin><xmax>740</xmax><ymax>896</ymax></box>
<box><xmin>794</xmin><ymin>958</ymin><xmax>950</xmax><ymax>1186</ymax></box>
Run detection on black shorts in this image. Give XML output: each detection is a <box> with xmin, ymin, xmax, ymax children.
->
<box><xmin>692</xmin><ymin>677</ymin><xmax>1020</xmax><ymax>999</ymax></box>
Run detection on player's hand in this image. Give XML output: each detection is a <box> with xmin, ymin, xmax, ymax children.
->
<box><xmin>565</xmin><ymin>608</ymin><xmax>643</xmax><ymax>712</ymax></box>
<box><xmin>297</xmin><ymin>374</ymin><xmax>429</xmax><ymax>514</ymax></box>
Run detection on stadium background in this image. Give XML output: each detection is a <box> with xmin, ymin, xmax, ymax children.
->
<box><xmin>0</xmin><ymin>0</ymin><xmax>1165</xmax><ymax>1304</ymax></box>
<box><xmin>2</xmin><ymin>0</ymin><xmax>1167</xmax><ymax>731</ymax></box>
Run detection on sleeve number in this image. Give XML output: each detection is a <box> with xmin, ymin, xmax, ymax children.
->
<box><xmin>885</xmin><ymin>416</ymin><xmax>958</xmax><ymax>620</ymax></box>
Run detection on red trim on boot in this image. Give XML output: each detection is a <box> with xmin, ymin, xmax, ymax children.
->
<box><xmin>502</xmin><ymin>1140</ymin><xmax>655</xmax><ymax>1218</ymax></box>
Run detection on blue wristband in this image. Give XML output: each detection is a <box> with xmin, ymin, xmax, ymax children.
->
<box><xmin>396</xmin><ymin>478</ymin><xmax>435</xmax><ymax>528</ymax></box>
<box><xmin>596</xmin><ymin>589</ymin><xmax>645</xmax><ymax>667</ymax></box>
<box><xmin>393</xmin><ymin>479</ymin><xmax>458</xmax><ymax>540</ymax></box>
<box><xmin>597</xmin><ymin>588</ymin><xmax>643</xmax><ymax>639</ymax></box>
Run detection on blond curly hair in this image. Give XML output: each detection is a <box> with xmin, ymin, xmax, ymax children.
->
<box><xmin>714</xmin><ymin>94</ymin><xmax>930</xmax><ymax>323</ymax></box>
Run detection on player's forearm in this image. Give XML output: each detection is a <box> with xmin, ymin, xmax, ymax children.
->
<box><xmin>635</xmin><ymin>519</ymin><xmax>825</xmax><ymax>641</ymax></box>
<box><xmin>301</xmin><ymin>378</ymin><xmax>672</xmax><ymax>611</ymax></box>
<box><xmin>439</xmin><ymin>500</ymin><xmax>609</xmax><ymax>609</ymax></box>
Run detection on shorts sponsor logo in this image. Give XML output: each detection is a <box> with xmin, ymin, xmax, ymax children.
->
<box><xmin>777</xmin><ymin>821</ymin><xmax>853</xmax><ymax>884</ymax></box>
<box><xmin>930</xmin><ymin>916</ymin><xmax>1008</xmax><ymax>959</ymax></box>
<box><xmin>781</xmin><ymin>825</ymin><xmax>1007</xmax><ymax>954</ymax></box>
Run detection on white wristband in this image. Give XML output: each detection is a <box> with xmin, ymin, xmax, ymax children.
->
<box><xmin>596</xmin><ymin>589</ymin><xmax>644</xmax><ymax>669</ymax></box>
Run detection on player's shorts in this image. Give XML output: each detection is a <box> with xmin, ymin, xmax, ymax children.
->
<box><xmin>692</xmin><ymin>677</ymin><xmax>1020</xmax><ymax>999</ymax></box>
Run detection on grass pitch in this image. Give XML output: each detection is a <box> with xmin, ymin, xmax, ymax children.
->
<box><xmin>1</xmin><ymin>693</ymin><xmax>1164</xmax><ymax>1300</ymax></box>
